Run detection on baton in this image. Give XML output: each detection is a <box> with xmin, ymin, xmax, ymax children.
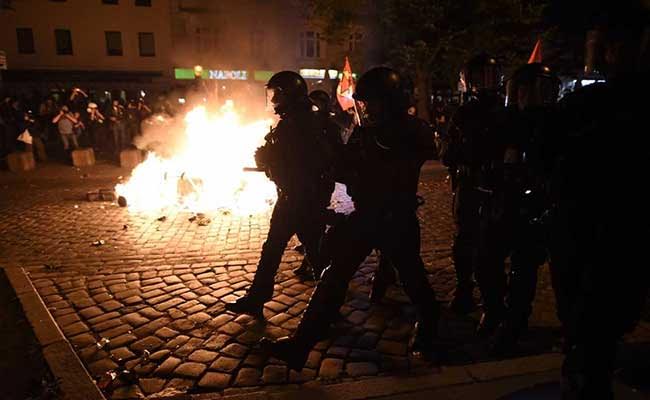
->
<box><xmin>243</xmin><ymin>166</ymin><xmax>265</xmax><ymax>172</ymax></box>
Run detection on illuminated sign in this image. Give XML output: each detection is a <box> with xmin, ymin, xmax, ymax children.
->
<box><xmin>299</xmin><ymin>69</ymin><xmax>339</xmax><ymax>79</ymax></box>
<box><xmin>209</xmin><ymin>70</ymin><xmax>248</xmax><ymax>80</ymax></box>
<box><xmin>174</xmin><ymin>68</ymin><xmax>249</xmax><ymax>80</ymax></box>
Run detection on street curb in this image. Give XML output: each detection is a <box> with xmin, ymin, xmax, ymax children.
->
<box><xmin>3</xmin><ymin>266</ymin><xmax>107</xmax><ymax>400</ymax></box>
<box><xmin>206</xmin><ymin>353</ymin><xmax>562</xmax><ymax>400</ymax></box>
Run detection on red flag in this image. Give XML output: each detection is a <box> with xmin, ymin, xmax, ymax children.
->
<box><xmin>337</xmin><ymin>56</ymin><xmax>355</xmax><ymax>111</ymax></box>
<box><xmin>527</xmin><ymin>39</ymin><xmax>543</xmax><ymax>64</ymax></box>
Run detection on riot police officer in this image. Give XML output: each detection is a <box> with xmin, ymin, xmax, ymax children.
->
<box><xmin>441</xmin><ymin>53</ymin><xmax>506</xmax><ymax>317</ymax></box>
<box><xmin>477</xmin><ymin>62</ymin><xmax>560</xmax><ymax>353</ymax></box>
<box><xmin>292</xmin><ymin>89</ymin><xmax>342</xmax><ymax>280</ymax></box>
<box><xmin>547</xmin><ymin>6</ymin><xmax>649</xmax><ymax>397</ymax></box>
<box><xmin>225</xmin><ymin>71</ymin><xmax>334</xmax><ymax>317</ymax></box>
<box><xmin>258</xmin><ymin>67</ymin><xmax>441</xmax><ymax>370</ymax></box>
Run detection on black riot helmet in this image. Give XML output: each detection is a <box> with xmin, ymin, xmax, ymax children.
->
<box><xmin>462</xmin><ymin>53</ymin><xmax>502</xmax><ymax>94</ymax></box>
<box><xmin>353</xmin><ymin>67</ymin><xmax>409</xmax><ymax>125</ymax></box>
<box><xmin>266</xmin><ymin>71</ymin><xmax>308</xmax><ymax>115</ymax></box>
<box><xmin>505</xmin><ymin>63</ymin><xmax>560</xmax><ymax>110</ymax></box>
<box><xmin>308</xmin><ymin>90</ymin><xmax>331</xmax><ymax>115</ymax></box>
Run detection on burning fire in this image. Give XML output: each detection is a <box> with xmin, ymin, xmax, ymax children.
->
<box><xmin>115</xmin><ymin>104</ymin><xmax>277</xmax><ymax>215</ymax></box>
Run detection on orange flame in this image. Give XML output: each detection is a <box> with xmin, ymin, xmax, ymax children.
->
<box><xmin>115</xmin><ymin>104</ymin><xmax>277</xmax><ymax>215</ymax></box>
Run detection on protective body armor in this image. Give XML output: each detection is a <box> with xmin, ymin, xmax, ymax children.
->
<box><xmin>342</xmin><ymin>115</ymin><xmax>435</xmax><ymax>213</ymax></box>
<box><xmin>255</xmin><ymin>99</ymin><xmax>333</xmax><ymax>205</ymax></box>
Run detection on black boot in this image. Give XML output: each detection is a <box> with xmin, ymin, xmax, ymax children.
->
<box><xmin>259</xmin><ymin>336</ymin><xmax>312</xmax><ymax>371</ymax></box>
<box><xmin>410</xmin><ymin>320</ymin><xmax>442</xmax><ymax>363</ymax></box>
<box><xmin>490</xmin><ymin>317</ymin><xmax>527</xmax><ymax>356</ymax></box>
<box><xmin>476</xmin><ymin>310</ymin><xmax>503</xmax><ymax>337</ymax></box>
<box><xmin>369</xmin><ymin>273</ymin><xmax>389</xmax><ymax>303</ymax></box>
<box><xmin>448</xmin><ymin>289</ymin><xmax>478</xmax><ymax>314</ymax></box>
<box><xmin>225</xmin><ymin>296</ymin><xmax>264</xmax><ymax>318</ymax></box>
<box><xmin>369</xmin><ymin>253</ymin><xmax>396</xmax><ymax>303</ymax></box>
<box><xmin>293</xmin><ymin>258</ymin><xmax>314</xmax><ymax>280</ymax></box>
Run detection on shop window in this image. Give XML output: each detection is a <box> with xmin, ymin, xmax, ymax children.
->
<box><xmin>16</xmin><ymin>28</ymin><xmax>35</xmax><ymax>54</ymax></box>
<box><xmin>55</xmin><ymin>29</ymin><xmax>73</xmax><ymax>55</ymax></box>
<box><xmin>138</xmin><ymin>32</ymin><xmax>155</xmax><ymax>56</ymax></box>
<box><xmin>135</xmin><ymin>0</ymin><xmax>151</xmax><ymax>6</ymax></box>
<box><xmin>348</xmin><ymin>32</ymin><xmax>363</xmax><ymax>52</ymax></box>
<box><xmin>299</xmin><ymin>31</ymin><xmax>321</xmax><ymax>58</ymax></box>
<box><xmin>105</xmin><ymin>31</ymin><xmax>123</xmax><ymax>56</ymax></box>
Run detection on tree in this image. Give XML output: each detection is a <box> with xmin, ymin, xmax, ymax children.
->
<box><xmin>305</xmin><ymin>0</ymin><xmax>549</xmax><ymax>121</ymax></box>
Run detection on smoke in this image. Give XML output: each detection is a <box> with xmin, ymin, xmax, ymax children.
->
<box><xmin>132</xmin><ymin>85</ymin><xmax>277</xmax><ymax>159</ymax></box>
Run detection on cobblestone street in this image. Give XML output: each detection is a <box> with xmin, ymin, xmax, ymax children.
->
<box><xmin>1</xmin><ymin>161</ymin><xmax>648</xmax><ymax>399</ymax></box>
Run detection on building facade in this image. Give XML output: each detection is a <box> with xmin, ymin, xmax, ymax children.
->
<box><xmin>169</xmin><ymin>0</ymin><xmax>382</xmax><ymax>97</ymax></box>
<box><xmin>0</xmin><ymin>0</ymin><xmax>380</xmax><ymax>101</ymax></box>
<box><xmin>0</xmin><ymin>0</ymin><xmax>173</xmax><ymax>98</ymax></box>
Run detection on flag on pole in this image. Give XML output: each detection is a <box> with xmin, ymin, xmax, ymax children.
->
<box><xmin>527</xmin><ymin>39</ymin><xmax>543</xmax><ymax>64</ymax></box>
<box><xmin>336</xmin><ymin>56</ymin><xmax>355</xmax><ymax>111</ymax></box>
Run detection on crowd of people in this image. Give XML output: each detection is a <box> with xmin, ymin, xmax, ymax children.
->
<box><xmin>220</xmin><ymin>16</ymin><xmax>647</xmax><ymax>400</ymax></box>
<box><xmin>0</xmin><ymin>88</ymin><xmax>158</xmax><ymax>162</ymax></box>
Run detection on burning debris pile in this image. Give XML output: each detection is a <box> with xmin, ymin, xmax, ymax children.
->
<box><xmin>115</xmin><ymin>104</ymin><xmax>277</xmax><ymax>215</ymax></box>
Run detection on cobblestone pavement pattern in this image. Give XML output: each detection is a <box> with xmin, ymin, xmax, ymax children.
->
<box><xmin>1</xmin><ymin>162</ymin><xmax>648</xmax><ymax>399</ymax></box>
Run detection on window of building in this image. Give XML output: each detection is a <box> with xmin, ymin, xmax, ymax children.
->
<box><xmin>299</xmin><ymin>31</ymin><xmax>321</xmax><ymax>58</ymax></box>
<box><xmin>102</xmin><ymin>0</ymin><xmax>118</xmax><ymax>4</ymax></box>
<box><xmin>105</xmin><ymin>31</ymin><xmax>123</xmax><ymax>56</ymax></box>
<box><xmin>135</xmin><ymin>0</ymin><xmax>151</xmax><ymax>6</ymax></box>
<box><xmin>16</xmin><ymin>28</ymin><xmax>35</xmax><ymax>54</ymax></box>
<box><xmin>195</xmin><ymin>27</ymin><xmax>216</xmax><ymax>56</ymax></box>
<box><xmin>55</xmin><ymin>29</ymin><xmax>73</xmax><ymax>55</ymax></box>
<box><xmin>138</xmin><ymin>32</ymin><xmax>155</xmax><ymax>56</ymax></box>
<box><xmin>251</xmin><ymin>29</ymin><xmax>265</xmax><ymax>58</ymax></box>
<box><xmin>348</xmin><ymin>32</ymin><xmax>363</xmax><ymax>52</ymax></box>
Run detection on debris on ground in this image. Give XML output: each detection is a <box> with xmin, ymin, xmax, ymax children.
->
<box><xmin>92</xmin><ymin>239</ymin><xmax>106</xmax><ymax>246</ymax></box>
<box><xmin>117</xmin><ymin>196</ymin><xmax>127</xmax><ymax>207</ymax></box>
<box><xmin>86</xmin><ymin>188</ymin><xmax>118</xmax><ymax>202</ymax></box>
<box><xmin>96</xmin><ymin>337</ymin><xmax>110</xmax><ymax>349</ymax></box>
<box><xmin>97</xmin><ymin>370</ymin><xmax>117</xmax><ymax>390</ymax></box>
<box><xmin>156</xmin><ymin>216</ymin><xmax>167</xmax><ymax>222</ymax></box>
<box><xmin>123</xmin><ymin>224</ymin><xmax>128</xmax><ymax>230</ymax></box>
<box><xmin>188</xmin><ymin>213</ymin><xmax>211</xmax><ymax>226</ymax></box>
<box><xmin>86</xmin><ymin>190</ymin><xmax>100</xmax><ymax>201</ymax></box>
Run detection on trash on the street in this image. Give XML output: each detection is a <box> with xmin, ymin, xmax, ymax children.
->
<box><xmin>86</xmin><ymin>190</ymin><xmax>100</xmax><ymax>202</ymax></box>
<box><xmin>123</xmin><ymin>224</ymin><xmax>128</xmax><ymax>230</ymax></box>
<box><xmin>117</xmin><ymin>196</ymin><xmax>128</xmax><ymax>207</ymax></box>
<box><xmin>142</xmin><ymin>349</ymin><xmax>150</xmax><ymax>363</ymax></box>
<box><xmin>118</xmin><ymin>369</ymin><xmax>138</xmax><ymax>385</ymax></box>
<box><xmin>96</xmin><ymin>337</ymin><xmax>110</xmax><ymax>349</ymax></box>
<box><xmin>157</xmin><ymin>216</ymin><xmax>167</xmax><ymax>222</ymax></box>
<box><xmin>74</xmin><ymin>204</ymin><xmax>79</xmax><ymax>209</ymax></box>
<box><xmin>198</xmin><ymin>217</ymin><xmax>211</xmax><ymax>226</ymax></box>
<box><xmin>99</xmin><ymin>188</ymin><xmax>116</xmax><ymax>202</ymax></box>
<box><xmin>97</xmin><ymin>370</ymin><xmax>118</xmax><ymax>390</ymax></box>
<box><xmin>92</xmin><ymin>239</ymin><xmax>106</xmax><ymax>246</ymax></box>
<box><xmin>189</xmin><ymin>213</ymin><xmax>211</xmax><ymax>226</ymax></box>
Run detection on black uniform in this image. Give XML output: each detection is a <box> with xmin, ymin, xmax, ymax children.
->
<box><xmin>226</xmin><ymin>73</ymin><xmax>333</xmax><ymax>316</ymax></box>
<box><xmin>476</xmin><ymin>106</ymin><xmax>555</xmax><ymax>348</ymax></box>
<box><xmin>549</xmin><ymin>79</ymin><xmax>649</xmax><ymax>398</ymax></box>
<box><xmin>442</xmin><ymin>93</ymin><xmax>506</xmax><ymax>315</ymax></box>
<box><xmin>259</xmin><ymin>68</ymin><xmax>441</xmax><ymax>370</ymax></box>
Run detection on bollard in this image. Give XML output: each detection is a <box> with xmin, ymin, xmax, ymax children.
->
<box><xmin>71</xmin><ymin>148</ymin><xmax>96</xmax><ymax>167</ymax></box>
<box><xmin>119</xmin><ymin>148</ymin><xmax>143</xmax><ymax>169</ymax></box>
<box><xmin>7</xmin><ymin>152</ymin><xmax>36</xmax><ymax>172</ymax></box>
